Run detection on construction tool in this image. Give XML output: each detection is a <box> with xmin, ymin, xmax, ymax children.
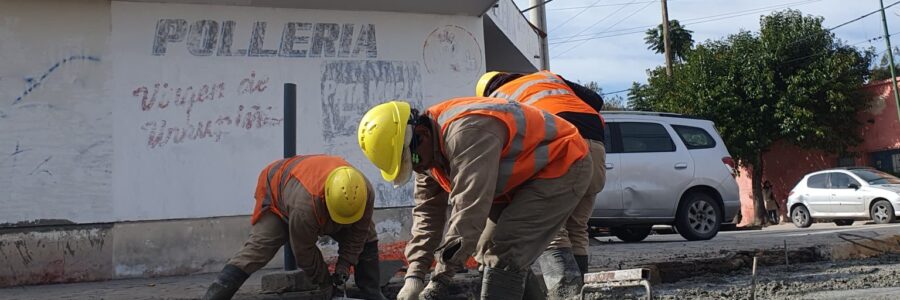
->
<box><xmin>580</xmin><ymin>268</ymin><xmax>652</xmax><ymax>299</ymax></box>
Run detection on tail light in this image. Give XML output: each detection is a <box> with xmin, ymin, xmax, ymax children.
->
<box><xmin>722</xmin><ymin>156</ymin><xmax>736</xmax><ymax>177</ymax></box>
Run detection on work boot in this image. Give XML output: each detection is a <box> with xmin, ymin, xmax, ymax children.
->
<box><xmin>354</xmin><ymin>241</ymin><xmax>388</xmax><ymax>300</ymax></box>
<box><xmin>574</xmin><ymin>255</ymin><xmax>589</xmax><ymax>276</ymax></box>
<box><xmin>202</xmin><ymin>264</ymin><xmax>250</xmax><ymax>300</ymax></box>
<box><xmin>522</xmin><ymin>269</ymin><xmax>548</xmax><ymax>300</ymax></box>
<box><xmin>538</xmin><ymin>248</ymin><xmax>583</xmax><ymax>300</ymax></box>
<box><xmin>481</xmin><ymin>266</ymin><xmax>527</xmax><ymax>299</ymax></box>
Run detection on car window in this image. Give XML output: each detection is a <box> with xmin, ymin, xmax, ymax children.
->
<box><xmin>829</xmin><ymin>173</ymin><xmax>859</xmax><ymax>189</ymax></box>
<box><xmin>807</xmin><ymin>174</ymin><xmax>828</xmax><ymax>189</ymax></box>
<box><xmin>849</xmin><ymin>169</ymin><xmax>900</xmax><ymax>185</ymax></box>
<box><xmin>603</xmin><ymin>123</ymin><xmax>619</xmax><ymax>154</ymax></box>
<box><xmin>618</xmin><ymin>122</ymin><xmax>676</xmax><ymax>153</ymax></box>
<box><xmin>672</xmin><ymin>125</ymin><xmax>716</xmax><ymax>149</ymax></box>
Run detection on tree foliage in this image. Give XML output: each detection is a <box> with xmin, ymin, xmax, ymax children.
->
<box><xmin>870</xmin><ymin>46</ymin><xmax>900</xmax><ymax>81</ymax></box>
<box><xmin>645</xmin><ymin>19</ymin><xmax>695</xmax><ymax>62</ymax></box>
<box><xmin>579</xmin><ymin>81</ymin><xmax>629</xmax><ymax>111</ymax></box>
<box><xmin>630</xmin><ymin>10</ymin><xmax>873</xmax><ymax>225</ymax></box>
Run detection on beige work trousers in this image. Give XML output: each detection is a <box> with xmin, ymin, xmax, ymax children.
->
<box><xmin>476</xmin><ymin>155</ymin><xmax>592</xmax><ymax>272</ymax></box>
<box><xmin>548</xmin><ymin>140</ymin><xmax>607</xmax><ymax>255</ymax></box>
<box><xmin>227</xmin><ymin>180</ymin><xmax>376</xmax><ymax>287</ymax></box>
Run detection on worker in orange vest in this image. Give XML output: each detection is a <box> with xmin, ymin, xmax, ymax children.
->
<box><xmin>358</xmin><ymin>98</ymin><xmax>592</xmax><ymax>299</ymax></box>
<box><xmin>202</xmin><ymin>155</ymin><xmax>387</xmax><ymax>300</ymax></box>
<box><xmin>476</xmin><ymin>70</ymin><xmax>607</xmax><ymax>292</ymax></box>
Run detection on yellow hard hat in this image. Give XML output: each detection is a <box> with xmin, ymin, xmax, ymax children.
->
<box><xmin>358</xmin><ymin>101</ymin><xmax>411</xmax><ymax>181</ymax></box>
<box><xmin>324</xmin><ymin>166</ymin><xmax>368</xmax><ymax>224</ymax></box>
<box><xmin>475</xmin><ymin>71</ymin><xmax>502</xmax><ymax>96</ymax></box>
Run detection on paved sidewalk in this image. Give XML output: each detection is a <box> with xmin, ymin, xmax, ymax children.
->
<box><xmin>2</xmin><ymin>222</ymin><xmax>899</xmax><ymax>299</ymax></box>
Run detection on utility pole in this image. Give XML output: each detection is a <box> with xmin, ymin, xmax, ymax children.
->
<box><xmin>661</xmin><ymin>0</ymin><xmax>673</xmax><ymax>76</ymax></box>
<box><xmin>530</xmin><ymin>0</ymin><xmax>551</xmax><ymax>70</ymax></box>
<box><xmin>880</xmin><ymin>0</ymin><xmax>900</xmax><ymax>123</ymax></box>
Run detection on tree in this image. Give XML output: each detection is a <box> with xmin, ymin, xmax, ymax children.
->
<box><xmin>645</xmin><ymin>19</ymin><xmax>695</xmax><ymax>62</ymax></box>
<box><xmin>634</xmin><ymin>10</ymin><xmax>873</xmax><ymax>225</ymax></box>
<box><xmin>870</xmin><ymin>46</ymin><xmax>900</xmax><ymax>81</ymax></box>
<box><xmin>604</xmin><ymin>94</ymin><xmax>628</xmax><ymax>111</ymax></box>
<box><xmin>579</xmin><ymin>81</ymin><xmax>628</xmax><ymax>111</ymax></box>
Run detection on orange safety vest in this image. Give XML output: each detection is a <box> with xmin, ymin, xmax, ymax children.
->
<box><xmin>251</xmin><ymin>155</ymin><xmax>351</xmax><ymax>225</ymax></box>
<box><xmin>425</xmin><ymin>97</ymin><xmax>588</xmax><ymax>196</ymax></box>
<box><xmin>490</xmin><ymin>70</ymin><xmax>605</xmax><ymax>126</ymax></box>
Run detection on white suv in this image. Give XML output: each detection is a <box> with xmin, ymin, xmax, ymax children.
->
<box><xmin>590</xmin><ymin>112</ymin><xmax>741</xmax><ymax>242</ymax></box>
<box><xmin>787</xmin><ymin>168</ymin><xmax>900</xmax><ymax>227</ymax></box>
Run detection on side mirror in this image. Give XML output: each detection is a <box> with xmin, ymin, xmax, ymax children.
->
<box><xmin>848</xmin><ymin>183</ymin><xmax>860</xmax><ymax>190</ymax></box>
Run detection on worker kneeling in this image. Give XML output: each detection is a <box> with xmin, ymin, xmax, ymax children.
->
<box><xmin>202</xmin><ymin>155</ymin><xmax>387</xmax><ymax>300</ymax></box>
<box><xmin>358</xmin><ymin>98</ymin><xmax>592</xmax><ymax>299</ymax></box>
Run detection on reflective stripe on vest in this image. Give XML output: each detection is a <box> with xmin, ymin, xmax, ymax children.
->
<box><xmin>490</xmin><ymin>71</ymin><xmax>570</xmax><ymax>101</ymax></box>
<box><xmin>426</xmin><ymin>97</ymin><xmax>587</xmax><ymax>196</ymax></box>
<box><xmin>490</xmin><ymin>71</ymin><xmax>604</xmax><ymax>128</ymax></box>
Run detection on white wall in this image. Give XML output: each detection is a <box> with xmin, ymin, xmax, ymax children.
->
<box><xmin>0</xmin><ymin>0</ymin><xmax>114</xmax><ymax>225</ymax></box>
<box><xmin>1</xmin><ymin>0</ymin><xmax>485</xmax><ymax>224</ymax></box>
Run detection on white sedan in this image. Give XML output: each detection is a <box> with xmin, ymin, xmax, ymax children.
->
<box><xmin>787</xmin><ymin>167</ymin><xmax>900</xmax><ymax>227</ymax></box>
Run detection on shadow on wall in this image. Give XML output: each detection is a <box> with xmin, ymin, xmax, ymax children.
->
<box><xmin>737</xmin><ymin>140</ymin><xmax>839</xmax><ymax>226</ymax></box>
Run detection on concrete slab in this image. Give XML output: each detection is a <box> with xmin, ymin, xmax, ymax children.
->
<box><xmin>260</xmin><ymin>270</ymin><xmax>316</xmax><ymax>294</ymax></box>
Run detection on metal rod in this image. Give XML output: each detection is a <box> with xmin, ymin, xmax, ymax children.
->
<box><xmin>751</xmin><ymin>256</ymin><xmax>758</xmax><ymax>300</ymax></box>
<box><xmin>784</xmin><ymin>240</ymin><xmax>789</xmax><ymax>266</ymax></box>
<box><xmin>879</xmin><ymin>0</ymin><xmax>900</xmax><ymax>124</ymax></box>
<box><xmin>283</xmin><ymin>83</ymin><xmax>297</xmax><ymax>271</ymax></box>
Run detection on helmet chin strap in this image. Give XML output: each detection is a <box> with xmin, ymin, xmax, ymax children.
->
<box><xmin>408</xmin><ymin>109</ymin><xmax>421</xmax><ymax>165</ymax></box>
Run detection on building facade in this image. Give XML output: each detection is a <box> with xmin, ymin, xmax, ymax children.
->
<box><xmin>736</xmin><ymin>79</ymin><xmax>900</xmax><ymax>225</ymax></box>
<box><xmin>0</xmin><ymin>0</ymin><xmax>540</xmax><ymax>286</ymax></box>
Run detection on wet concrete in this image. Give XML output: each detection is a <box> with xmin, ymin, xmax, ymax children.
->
<box><xmin>654</xmin><ymin>253</ymin><xmax>900</xmax><ymax>299</ymax></box>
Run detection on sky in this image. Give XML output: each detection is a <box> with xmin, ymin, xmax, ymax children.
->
<box><xmin>512</xmin><ymin>0</ymin><xmax>900</xmax><ymax>98</ymax></box>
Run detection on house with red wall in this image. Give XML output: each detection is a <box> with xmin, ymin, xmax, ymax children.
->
<box><xmin>736</xmin><ymin>78</ymin><xmax>900</xmax><ymax>226</ymax></box>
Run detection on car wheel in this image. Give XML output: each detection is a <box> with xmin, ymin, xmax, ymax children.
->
<box><xmin>870</xmin><ymin>200</ymin><xmax>896</xmax><ymax>224</ymax></box>
<box><xmin>675</xmin><ymin>193</ymin><xmax>721</xmax><ymax>241</ymax></box>
<box><xmin>791</xmin><ymin>205</ymin><xmax>813</xmax><ymax>228</ymax></box>
<box><xmin>834</xmin><ymin>219</ymin><xmax>854</xmax><ymax>226</ymax></box>
<box><xmin>610</xmin><ymin>226</ymin><xmax>652</xmax><ymax>242</ymax></box>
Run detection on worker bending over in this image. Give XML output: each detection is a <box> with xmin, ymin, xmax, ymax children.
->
<box><xmin>357</xmin><ymin>98</ymin><xmax>592</xmax><ymax>299</ymax></box>
<box><xmin>202</xmin><ymin>155</ymin><xmax>387</xmax><ymax>300</ymax></box>
<box><xmin>477</xmin><ymin>70</ymin><xmax>607</xmax><ymax>296</ymax></box>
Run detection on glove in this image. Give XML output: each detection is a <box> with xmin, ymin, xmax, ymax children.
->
<box><xmin>396</xmin><ymin>277</ymin><xmax>426</xmax><ymax>300</ymax></box>
<box><xmin>331</xmin><ymin>270</ymin><xmax>349</xmax><ymax>286</ymax></box>
<box><xmin>420</xmin><ymin>277</ymin><xmax>451</xmax><ymax>300</ymax></box>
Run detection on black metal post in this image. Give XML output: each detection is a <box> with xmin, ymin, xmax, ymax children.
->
<box><xmin>283</xmin><ymin>83</ymin><xmax>297</xmax><ymax>271</ymax></box>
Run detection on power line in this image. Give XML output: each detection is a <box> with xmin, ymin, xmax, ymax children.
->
<box><xmin>548</xmin><ymin>0</ymin><xmax>606</xmax><ymax>33</ymax></box>
<box><xmin>601</xmin><ymin>88</ymin><xmax>631</xmax><ymax>95</ymax></box>
<box><xmin>552</xmin><ymin>0</ymin><xmax>643</xmax><ymax>48</ymax></box>
<box><xmin>522</xmin><ymin>0</ymin><xmax>555</xmax><ymax>13</ymax></box>
<box><xmin>782</xmin><ymin>32</ymin><xmax>898</xmax><ymax>64</ymax></box>
<box><xmin>555</xmin><ymin>0</ymin><xmax>657</xmax><ymax>57</ymax></box>
<box><xmin>779</xmin><ymin>0</ymin><xmax>900</xmax><ymax>49</ymax></box>
<box><xmin>551</xmin><ymin>0</ymin><xmax>662</xmax><ymax>11</ymax></box>
<box><xmin>828</xmin><ymin>0</ymin><xmax>900</xmax><ymax>31</ymax></box>
<box><xmin>550</xmin><ymin>0</ymin><xmax>821</xmax><ymax>43</ymax></box>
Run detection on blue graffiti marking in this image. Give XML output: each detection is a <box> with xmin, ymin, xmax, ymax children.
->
<box><xmin>13</xmin><ymin>55</ymin><xmax>101</xmax><ymax>104</ymax></box>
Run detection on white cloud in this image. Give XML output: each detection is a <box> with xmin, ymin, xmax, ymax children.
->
<box><xmin>513</xmin><ymin>0</ymin><xmax>900</xmax><ymax>93</ymax></box>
